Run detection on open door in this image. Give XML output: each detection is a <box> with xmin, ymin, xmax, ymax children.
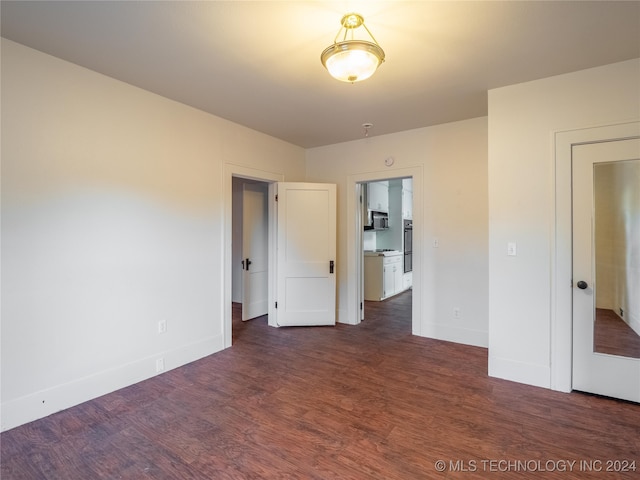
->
<box><xmin>275</xmin><ymin>182</ymin><xmax>336</xmax><ymax>326</ymax></box>
<box><xmin>241</xmin><ymin>182</ymin><xmax>269</xmax><ymax>321</ymax></box>
<box><xmin>572</xmin><ymin>137</ymin><xmax>640</xmax><ymax>402</ymax></box>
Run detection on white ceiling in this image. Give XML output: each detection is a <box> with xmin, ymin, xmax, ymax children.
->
<box><xmin>1</xmin><ymin>1</ymin><xmax>639</xmax><ymax>148</ymax></box>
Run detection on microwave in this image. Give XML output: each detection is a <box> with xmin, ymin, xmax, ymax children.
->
<box><xmin>365</xmin><ymin>211</ymin><xmax>389</xmax><ymax>231</ymax></box>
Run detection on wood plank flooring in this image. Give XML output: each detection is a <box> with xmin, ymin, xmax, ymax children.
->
<box><xmin>2</xmin><ymin>291</ymin><xmax>639</xmax><ymax>479</ymax></box>
<box><xmin>594</xmin><ymin>308</ymin><xmax>640</xmax><ymax>358</ymax></box>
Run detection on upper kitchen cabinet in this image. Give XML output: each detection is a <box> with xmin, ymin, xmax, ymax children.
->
<box><xmin>402</xmin><ymin>178</ymin><xmax>413</xmax><ymax>219</ymax></box>
<box><xmin>367</xmin><ymin>181</ymin><xmax>389</xmax><ymax>213</ymax></box>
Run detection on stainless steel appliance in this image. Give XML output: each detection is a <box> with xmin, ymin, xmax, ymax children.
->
<box><xmin>403</xmin><ymin>220</ymin><xmax>413</xmax><ymax>273</ymax></box>
<box><xmin>364</xmin><ymin>210</ymin><xmax>389</xmax><ymax>231</ymax></box>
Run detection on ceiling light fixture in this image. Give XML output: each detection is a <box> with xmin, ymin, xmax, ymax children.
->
<box><xmin>320</xmin><ymin>13</ymin><xmax>385</xmax><ymax>83</ymax></box>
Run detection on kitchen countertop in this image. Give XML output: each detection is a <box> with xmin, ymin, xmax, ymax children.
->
<box><xmin>364</xmin><ymin>249</ymin><xmax>402</xmax><ymax>257</ymax></box>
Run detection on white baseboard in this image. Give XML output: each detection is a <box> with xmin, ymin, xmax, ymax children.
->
<box><xmin>488</xmin><ymin>355</ymin><xmax>551</xmax><ymax>389</ymax></box>
<box><xmin>420</xmin><ymin>322</ymin><xmax>488</xmax><ymax>348</ymax></box>
<box><xmin>1</xmin><ymin>334</ymin><xmax>225</xmax><ymax>432</ymax></box>
<box><xmin>337</xmin><ymin>307</ymin><xmax>356</xmax><ymax>325</ymax></box>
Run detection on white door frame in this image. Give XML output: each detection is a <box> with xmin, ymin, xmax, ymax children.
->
<box><xmin>223</xmin><ymin>164</ymin><xmax>284</xmax><ymax>348</ymax></box>
<box><xmin>346</xmin><ymin>166</ymin><xmax>423</xmax><ymax>333</ymax></box>
<box><xmin>552</xmin><ymin>121</ymin><xmax>640</xmax><ymax>392</ymax></box>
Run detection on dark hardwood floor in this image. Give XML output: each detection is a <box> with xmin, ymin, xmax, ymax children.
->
<box><xmin>594</xmin><ymin>308</ymin><xmax>640</xmax><ymax>358</ymax></box>
<box><xmin>2</xmin><ymin>291</ymin><xmax>639</xmax><ymax>479</ymax></box>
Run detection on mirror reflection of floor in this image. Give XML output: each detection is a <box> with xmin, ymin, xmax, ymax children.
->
<box><xmin>594</xmin><ymin>308</ymin><xmax>640</xmax><ymax>359</ymax></box>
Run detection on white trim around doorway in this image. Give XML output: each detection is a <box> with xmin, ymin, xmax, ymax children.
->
<box><xmin>346</xmin><ymin>166</ymin><xmax>424</xmax><ymax>334</ymax></box>
<box><xmin>223</xmin><ymin>163</ymin><xmax>285</xmax><ymax>348</ymax></box>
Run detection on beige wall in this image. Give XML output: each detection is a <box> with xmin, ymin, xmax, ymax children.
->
<box><xmin>305</xmin><ymin>117</ymin><xmax>489</xmax><ymax>347</ymax></box>
<box><xmin>0</xmin><ymin>39</ymin><xmax>305</xmax><ymax>430</ymax></box>
<box><xmin>488</xmin><ymin>59</ymin><xmax>640</xmax><ymax>389</ymax></box>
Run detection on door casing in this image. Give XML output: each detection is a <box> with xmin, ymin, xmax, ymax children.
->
<box><xmin>224</xmin><ymin>164</ymin><xmax>283</xmax><ymax>348</ymax></box>
<box><xmin>346</xmin><ymin>166</ymin><xmax>423</xmax><ymax>333</ymax></box>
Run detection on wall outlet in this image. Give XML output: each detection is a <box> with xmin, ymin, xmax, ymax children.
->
<box><xmin>156</xmin><ymin>358</ymin><xmax>165</xmax><ymax>373</ymax></box>
<box><xmin>158</xmin><ymin>320</ymin><xmax>167</xmax><ymax>334</ymax></box>
<box><xmin>453</xmin><ymin>307</ymin><xmax>461</xmax><ymax>319</ymax></box>
<box><xmin>507</xmin><ymin>242</ymin><xmax>517</xmax><ymax>256</ymax></box>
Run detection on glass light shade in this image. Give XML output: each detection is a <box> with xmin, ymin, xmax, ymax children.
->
<box><xmin>321</xmin><ymin>40</ymin><xmax>385</xmax><ymax>83</ymax></box>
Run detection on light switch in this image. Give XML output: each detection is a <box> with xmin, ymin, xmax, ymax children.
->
<box><xmin>507</xmin><ymin>242</ymin><xmax>517</xmax><ymax>256</ymax></box>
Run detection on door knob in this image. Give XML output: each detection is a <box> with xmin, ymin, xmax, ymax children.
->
<box><xmin>577</xmin><ymin>280</ymin><xmax>588</xmax><ymax>290</ymax></box>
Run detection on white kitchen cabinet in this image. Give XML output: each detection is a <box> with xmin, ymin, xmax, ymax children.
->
<box><xmin>364</xmin><ymin>253</ymin><xmax>405</xmax><ymax>301</ymax></box>
<box><xmin>383</xmin><ymin>259</ymin><xmax>403</xmax><ymax>297</ymax></box>
<box><xmin>402</xmin><ymin>188</ymin><xmax>413</xmax><ymax>219</ymax></box>
<box><xmin>367</xmin><ymin>181</ymin><xmax>389</xmax><ymax>213</ymax></box>
<box><xmin>402</xmin><ymin>178</ymin><xmax>413</xmax><ymax>219</ymax></box>
<box><xmin>403</xmin><ymin>271</ymin><xmax>413</xmax><ymax>291</ymax></box>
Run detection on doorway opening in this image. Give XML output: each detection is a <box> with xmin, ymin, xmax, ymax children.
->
<box><xmin>347</xmin><ymin>166</ymin><xmax>422</xmax><ymax>335</ymax></box>
<box><xmin>224</xmin><ymin>164</ymin><xmax>420</xmax><ymax>346</ymax></box>
<box><xmin>231</xmin><ymin>177</ymin><xmax>270</xmax><ymax>333</ymax></box>
<box><xmin>360</xmin><ymin>178</ymin><xmax>413</xmax><ymax>324</ymax></box>
<box><xmin>224</xmin><ymin>164</ymin><xmax>284</xmax><ymax>348</ymax></box>
<box><xmin>225</xmin><ymin>167</ymin><xmax>339</xmax><ymax>345</ymax></box>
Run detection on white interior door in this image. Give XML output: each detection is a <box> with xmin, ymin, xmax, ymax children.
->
<box><xmin>275</xmin><ymin>182</ymin><xmax>336</xmax><ymax>326</ymax></box>
<box><xmin>572</xmin><ymin>138</ymin><xmax>640</xmax><ymax>402</ymax></box>
<box><xmin>242</xmin><ymin>182</ymin><xmax>268</xmax><ymax>321</ymax></box>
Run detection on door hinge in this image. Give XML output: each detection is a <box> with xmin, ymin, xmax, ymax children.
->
<box><xmin>360</xmin><ymin>302</ymin><xmax>363</xmax><ymax>310</ymax></box>
<box><xmin>275</xmin><ymin>301</ymin><xmax>278</xmax><ymax>309</ymax></box>
<box><xmin>275</xmin><ymin>194</ymin><xmax>278</xmax><ymax>202</ymax></box>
